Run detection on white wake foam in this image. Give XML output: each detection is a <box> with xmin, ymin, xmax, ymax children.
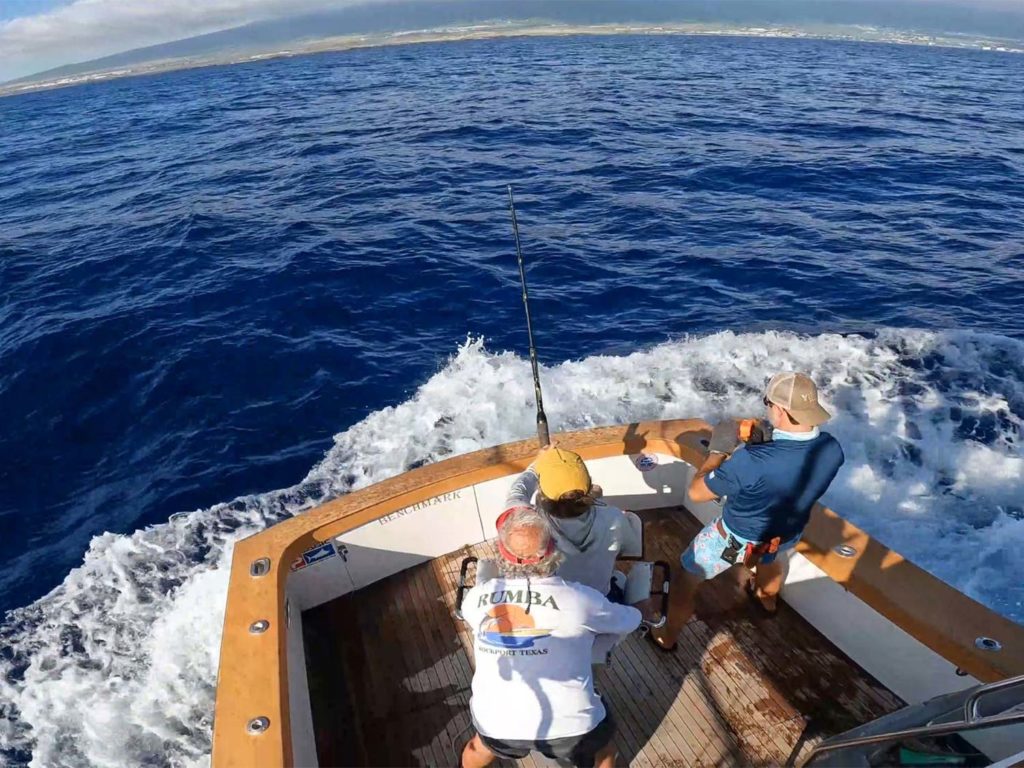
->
<box><xmin>1</xmin><ymin>328</ymin><xmax>1022</xmax><ymax>766</ymax></box>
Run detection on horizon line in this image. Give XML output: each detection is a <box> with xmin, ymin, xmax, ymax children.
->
<box><xmin>3</xmin><ymin>21</ymin><xmax>1022</xmax><ymax>98</ymax></box>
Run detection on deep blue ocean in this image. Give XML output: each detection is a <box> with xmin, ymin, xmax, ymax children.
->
<box><xmin>1</xmin><ymin>34</ymin><xmax>1023</xmax><ymax>766</ymax></box>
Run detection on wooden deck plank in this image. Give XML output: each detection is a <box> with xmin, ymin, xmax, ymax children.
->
<box><xmin>603</xmin><ymin>645</ymin><xmax>696</xmax><ymax>765</ymax></box>
<box><xmin>304</xmin><ymin>505</ymin><xmax>904</xmax><ymax>767</ymax></box>
<box><xmin>384</xmin><ymin>570</ymin><xmax>436</xmax><ymax>766</ymax></box>
<box><xmin>375</xmin><ymin>571</ymin><xmax>427</xmax><ymax>766</ymax></box>
<box><xmin>589</xmin><ymin>666</ymin><xmax>650</xmax><ymax>767</ymax></box>
<box><xmin>390</xmin><ymin>568</ymin><xmax>444</xmax><ymax>766</ymax></box>
<box><xmin>611</xmin><ymin>635</ymin><xmax>710</xmax><ymax>765</ymax></box>
<box><xmin>643</xmin><ymin>507</ymin><xmax>794</xmax><ymax>763</ymax></box>
<box><xmin>402</xmin><ymin>556</ymin><xmax>463</xmax><ymax>767</ymax></box>
<box><xmin>598</xmin><ymin>646</ymin><xmax>692</xmax><ymax>767</ymax></box>
<box><xmin>416</xmin><ymin>553</ymin><xmax>481</xmax><ymax>764</ymax></box>
<box><xmin>625</xmin><ymin>627</ymin><xmax>741</xmax><ymax>759</ymax></box>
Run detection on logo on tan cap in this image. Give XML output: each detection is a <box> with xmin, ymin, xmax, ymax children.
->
<box><xmin>765</xmin><ymin>373</ymin><xmax>831</xmax><ymax>426</ymax></box>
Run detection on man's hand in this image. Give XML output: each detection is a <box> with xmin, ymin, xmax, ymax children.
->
<box><xmin>746</xmin><ymin>419</ymin><xmax>773</xmax><ymax>445</ymax></box>
<box><xmin>708</xmin><ymin>420</ymin><xmax>740</xmax><ymax>456</ymax></box>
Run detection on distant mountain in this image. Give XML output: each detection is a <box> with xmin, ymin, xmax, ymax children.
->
<box><xmin>11</xmin><ymin>0</ymin><xmax>1024</xmax><ymax>86</ymax></box>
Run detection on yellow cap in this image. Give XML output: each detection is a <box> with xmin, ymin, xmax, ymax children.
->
<box><xmin>535</xmin><ymin>448</ymin><xmax>592</xmax><ymax>499</ymax></box>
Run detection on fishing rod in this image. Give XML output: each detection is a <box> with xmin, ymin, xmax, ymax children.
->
<box><xmin>507</xmin><ymin>185</ymin><xmax>550</xmax><ymax>447</ymax></box>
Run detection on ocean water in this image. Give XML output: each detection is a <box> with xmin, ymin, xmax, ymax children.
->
<box><xmin>1</xmin><ymin>33</ymin><xmax>1023</xmax><ymax>766</ymax></box>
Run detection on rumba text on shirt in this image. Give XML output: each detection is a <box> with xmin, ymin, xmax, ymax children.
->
<box><xmin>477</xmin><ymin>590</ymin><xmax>560</xmax><ymax>610</ymax></box>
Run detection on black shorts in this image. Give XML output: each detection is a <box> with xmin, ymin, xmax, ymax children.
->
<box><xmin>477</xmin><ymin>711</ymin><xmax>615</xmax><ymax>768</ymax></box>
<box><xmin>606</xmin><ymin>578</ymin><xmax>625</xmax><ymax>604</ymax></box>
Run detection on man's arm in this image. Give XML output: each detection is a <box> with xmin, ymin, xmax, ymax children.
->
<box><xmin>503</xmin><ymin>444</ymin><xmax>560</xmax><ymax>509</ymax></box>
<box><xmin>505</xmin><ymin>465</ymin><xmax>539</xmax><ymax>509</ymax></box>
<box><xmin>460</xmin><ymin>585</ymin><xmax>484</xmax><ymax>628</ymax></box>
<box><xmin>688</xmin><ymin>452</ymin><xmax>728</xmax><ymax>503</ymax></box>
<box><xmin>580</xmin><ymin>592</ymin><xmax>643</xmax><ymax>636</ymax></box>
<box><xmin>619</xmin><ymin>509</ymin><xmax>644</xmax><ymax>558</ymax></box>
<box><xmin>689</xmin><ymin>420</ymin><xmax>746</xmax><ymax>503</ymax></box>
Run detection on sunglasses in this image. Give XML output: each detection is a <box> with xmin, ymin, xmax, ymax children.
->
<box><xmin>764</xmin><ymin>395</ymin><xmax>800</xmax><ymax>424</ymax></box>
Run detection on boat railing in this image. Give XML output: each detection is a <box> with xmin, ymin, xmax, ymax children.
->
<box><xmin>799</xmin><ymin>674</ymin><xmax>1024</xmax><ymax>766</ymax></box>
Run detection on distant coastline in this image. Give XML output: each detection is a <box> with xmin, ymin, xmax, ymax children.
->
<box><xmin>3</xmin><ymin>21</ymin><xmax>1022</xmax><ymax>98</ymax></box>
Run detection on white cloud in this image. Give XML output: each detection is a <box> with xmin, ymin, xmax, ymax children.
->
<box><xmin>0</xmin><ymin>0</ymin><xmax>363</xmax><ymax>80</ymax></box>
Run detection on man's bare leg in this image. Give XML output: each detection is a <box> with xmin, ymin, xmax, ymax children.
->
<box><xmin>462</xmin><ymin>734</ymin><xmax>497</xmax><ymax>768</ymax></box>
<box><xmin>651</xmin><ymin>567</ymin><xmax>702</xmax><ymax>649</ymax></box>
<box><xmin>752</xmin><ymin>560</ymin><xmax>784</xmax><ymax>612</ymax></box>
<box><xmin>594</xmin><ymin>739</ymin><xmax>618</xmax><ymax>768</ymax></box>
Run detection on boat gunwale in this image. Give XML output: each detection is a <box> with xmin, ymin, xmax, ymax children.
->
<box><xmin>211</xmin><ymin>418</ymin><xmax>1024</xmax><ymax>767</ymax></box>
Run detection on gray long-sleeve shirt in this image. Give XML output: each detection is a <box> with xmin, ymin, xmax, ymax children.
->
<box><xmin>504</xmin><ymin>466</ymin><xmax>642</xmax><ymax>594</ymax></box>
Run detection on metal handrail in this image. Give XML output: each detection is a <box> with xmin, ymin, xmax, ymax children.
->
<box><xmin>800</xmin><ymin>674</ymin><xmax>1024</xmax><ymax>767</ymax></box>
<box><xmin>964</xmin><ymin>674</ymin><xmax>1024</xmax><ymax>722</ymax></box>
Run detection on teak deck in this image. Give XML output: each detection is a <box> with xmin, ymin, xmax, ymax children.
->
<box><xmin>303</xmin><ymin>505</ymin><xmax>904</xmax><ymax>767</ymax></box>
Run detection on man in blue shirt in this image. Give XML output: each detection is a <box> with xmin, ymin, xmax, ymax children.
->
<box><xmin>652</xmin><ymin>372</ymin><xmax>845</xmax><ymax>651</ymax></box>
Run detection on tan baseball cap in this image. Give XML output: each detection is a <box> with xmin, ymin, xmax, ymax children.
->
<box><xmin>765</xmin><ymin>372</ymin><xmax>831</xmax><ymax>426</ymax></box>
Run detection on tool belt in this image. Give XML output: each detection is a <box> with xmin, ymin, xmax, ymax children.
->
<box><xmin>717</xmin><ymin>519</ymin><xmax>781</xmax><ymax>568</ymax></box>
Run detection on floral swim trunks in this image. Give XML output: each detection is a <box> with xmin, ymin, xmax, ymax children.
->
<box><xmin>681</xmin><ymin>517</ymin><xmax>801</xmax><ymax>580</ymax></box>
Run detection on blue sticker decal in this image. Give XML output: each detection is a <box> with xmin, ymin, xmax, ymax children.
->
<box><xmin>302</xmin><ymin>542</ymin><xmax>336</xmax><ymax>566</ymax></box>
<box><xmin>634</xmin><ymin>453</ymin><xmax>659</xmax><ymax>472</ymax></box>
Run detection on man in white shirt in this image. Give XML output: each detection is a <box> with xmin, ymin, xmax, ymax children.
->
<box><xmin>504</xmin><ymin>446</ymin><xmax>643</xmax><ymax>598</ymax></box>
<box><xmin>461</xmin><ymin>507</ymin><xmax>643</xmax><ymax>768</ymax></box>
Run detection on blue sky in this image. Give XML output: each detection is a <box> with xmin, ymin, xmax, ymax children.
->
<box><xmin>2</xmin><ymin>0</ymin><xmax>1023</xmax><ymax>83</ymax></box>
<box><xmin>0</xmin><ymin>1</ymin><xmax>65</xmax><ymax>21</ymax></box>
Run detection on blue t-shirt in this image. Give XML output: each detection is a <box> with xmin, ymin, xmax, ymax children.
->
<box><xmin>704</xmin><ymin>432</ymin><xmax>845</xmax><ymax>541</ymax></box>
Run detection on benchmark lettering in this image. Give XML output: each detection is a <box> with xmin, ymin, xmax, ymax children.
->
<box><xmin>378</xmin><ymin>490</ymin><xmax>463</xmax><ymax>525</ymax></box>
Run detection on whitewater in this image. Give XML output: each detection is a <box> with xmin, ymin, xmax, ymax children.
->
<box><xmin>1</xmin><ymin>328</ymin><xmax>1021</xmax><ymax>767</ymax></box>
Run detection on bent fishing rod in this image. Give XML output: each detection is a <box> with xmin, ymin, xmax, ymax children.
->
<box><xmin>507</xmin><ymin>185</ymin><xmax>551</xmax><ymax>448</ymax></box>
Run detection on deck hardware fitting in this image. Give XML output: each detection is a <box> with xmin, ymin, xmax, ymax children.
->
<box><xmin>975</xmin><ymin>637</ymin><xmax>1002</xmax><ymax>651</ymax></box>
<box><xmin>833</xmin><ymin>544</ymin><xmax>857</xmax><ymax>558</ymax></box>
<box><xmin>249</xmin><ymin>620</ymin><xmax>269</xmax><ymax>634</ymax></box>
<box><xmin>246</xmin><ymin>717</ymin><xmax>270</xmax><ymax>735</ymax></box>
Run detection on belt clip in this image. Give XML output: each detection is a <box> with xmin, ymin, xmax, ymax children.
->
<box><xmin>721</xmin><ymin>534</ymin><xmax>742</xmax><ymax>565</ymax></box>
<box><xmin>742</xmin><ymin>542</ymin><xmax>757</xmax><ymax>568</ymax></box>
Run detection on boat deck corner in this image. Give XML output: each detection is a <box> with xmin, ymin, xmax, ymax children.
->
<box><xmin>302</xmin><ymin>505</ymin><xmax>904</xmax><ymax>767</ymax></box>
